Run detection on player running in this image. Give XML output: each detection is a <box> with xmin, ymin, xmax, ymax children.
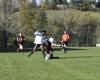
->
<box><xmin>27</xmin><ymin>30</ymin><xmax>45</xmax><ymax>58</ymax></box>
<box><xmin>61</xmin><ymin>31</ymin><xmax>70</xmax><ymax>53</ymax></box>
<box><xmin>28</xmin><ymin>30</ymin><xmax>53</xmax><ymax>60</ymax></box>
<box><xmin>15</xmin><ymin>32</ymin><xmax>25</xmax><ymax>53</ymax></box>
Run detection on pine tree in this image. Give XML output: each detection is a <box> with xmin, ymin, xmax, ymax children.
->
<box><xmin>35</xmin><ymin>9</ymin><xmax>48</xmax><ymax>31</ymax></box>
<box><xmin>49</xmin><ymin>0</ymin><xmax>58</xmax><ymax>9</ymax></box>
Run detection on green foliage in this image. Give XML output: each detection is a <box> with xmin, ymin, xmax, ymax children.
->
<box><xmin>0</xmin><ymin>0</ymin><xmax>17</xmax><ymax>48</ymax></box>
<box><xmin>18</xmin><ymin>0</ymin><xmax>37</xmax><ymax>40</ymax></box>
<box><xmin>48</xmin><ymin>0</ymin><xmax>58</xmax><ymax>10</ymax></box>
<box><xmin>1</xmin><ymin>0</ymin><xmax>100</xmax><ymax>47</ymax></box>
<box><xmin>35</xmin><ymin>9</ymin><xmax>48</xmax><ymax>31</ymax></box>
<box><xmin>0</xmin><ymin>0</ymin><xmax>13</xmax><ymax>31</ymax></box>
<box><xmin>18</xmin><ymin>0</ymin><xmax>48</xmax><ymax>40</ymax></box>
<box><xmin>40</xmin><ymin>0</ymin><xmax>50</xmax><ymax>10</ymax></box>
<box><xmin>74</xmin><ymin>0</ymin><xmax>92</xmax><ymax>11</ymax></box>
<box><xmin>47</xmin><ymin>10</ymin><xmax>100</xmax><ymax>46</ymax></box>
<box><xmin>32</xmin><ymin>0</ymin><xmax>37</xmax><ymax>8</ymax></box>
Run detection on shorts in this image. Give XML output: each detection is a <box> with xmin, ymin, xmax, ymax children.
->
<box><xmin>43</xmin><ymin>42</ymin><xmax>52</xmax><ymax>51</ymax></box>
<box><xmin>62</xmin><ymin>41</ymin><xmax>68</xmax><ymax>46</ymax></box>
<box><xmin>17</xmin><ymin>43</ymin><xmax>23</xmax><ymax>48</ymax></box>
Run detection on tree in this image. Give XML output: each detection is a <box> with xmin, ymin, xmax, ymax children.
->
<box><xmin>18</xmin><ymin>0</ymin><xmax>37</xmax><ymax>40</ymax></box>
<box><xmin>0</xmin><ymin>0</ymin><xmax>14</xmax><ymax>48</ymax></box>
<box><xmin>49</xmin><ymin>0</ymin><xmax>58</xmax><ymax>9</ymax></box>
<box><xmin>40</xmin><ymin>0</ymin><xmax>50</xmax><ymax>10</ymax></box>
<box><xmin>47</xmin><ymin>10</ymin><xmax>100</xmax><ymax>46</ymax></box>
<box><xmin>35</xmin><ymin>9</ymin><xmax>48</xmax><ymax>31</ymax></box>
<box><xmin>76</xmin><ymin>0</ymin><xmax>92</xmax><ymax>11</ymax></box>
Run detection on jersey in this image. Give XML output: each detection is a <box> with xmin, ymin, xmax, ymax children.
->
<box><xmin>17</xmin><ymin>36</ymin><xmax>25</xmax><ymax>44</ymax></box>
<box><xmin>42</xmin><ymin>35</ymin><xmax>49</xmax><ymax>45</ymax></box>
<box><xmin>34</xmin><ymin>31</ymin><xmax>43</xmax><ymax>44</ymax></box>
<box><xmin>62</xmin><ymin>34</ymin><xmax>70</xmax><ymax>42</ymax></box>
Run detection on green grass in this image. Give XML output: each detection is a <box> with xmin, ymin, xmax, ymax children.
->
<box><xmin>0</xmin><ymin>47</ymin><xmax>100</xmax><ymax>80</ymax></box>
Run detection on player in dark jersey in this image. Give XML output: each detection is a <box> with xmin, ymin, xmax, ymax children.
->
<box><xmin>42</xmin><ymin>31</ymin><xmax>53</xmax><ymax>60</ymax></box>
<box><xmin>15</xmin><ymin>33</ymin><xmax>25</xmax><ymax>53</ymax></box>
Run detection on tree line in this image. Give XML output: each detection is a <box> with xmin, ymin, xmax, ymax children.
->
<box><xmin>0</xmin><ymin>0</ymin><xmax>100</xmax><ymax>48</ymax></box>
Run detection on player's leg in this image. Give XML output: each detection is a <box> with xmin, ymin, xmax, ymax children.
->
<box><xmin>28</xmin><ymin>44</ymin><xmax>38</xmax><ymax>57</ymax></box>
<box><xmin>61</xmin><ymin>41</ymin><xmax>65</xmax><ymax>52</ymax></box>
<box><xmin>49</xmin><ymin>42</ymin><xmax>53</xmax><ymax>54</ymax></box>
<box><xmin>45</xmin><ymin>44</ymin><xmax>53</xmax><ymax>60</ymax></box>
<box><xmin>50</xmin><ymin>47</ymin><xmax>53</xmax><ymax>59</ymax></box>
<box><xmin>63</xmin><ymin>41</ymin><xmax>68</xmax><ymax>53</ymax></box>
<box><xmin>63</xmin><ymin>44</ymin><xmax>67</xmax><ymax>53</ymax></box>
<box><xmin>19</xmin><ymin>44</ymin><xmax>24</xmax><ymax>54</ymax></box>
<box><xmin>19</xmin><ymin>44</ymin><xmax>23</xmax><ymax>50</ymax></box>
<box><xmin>40</xmin><ymin>44</ymin><xmax>46</xmax><ymax>59</ymax></box>
<box><xmin>48</xmin><ymin>42</ymin><xmax>53</xmax><ymax>59</ymax></box>
<box><xmin>17</xmin><ymin>43</ymin><xmax>20</xmax><ymax>53</ymax></box>
<box><xmin>61</xmin><ymin>41</ymin><xmax>67</xmax><ymax>53</ymax></box>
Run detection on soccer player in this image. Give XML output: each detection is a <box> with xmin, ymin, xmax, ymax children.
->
<box><xmin>27</xmin><ymin>31</ymin><xmax>45</xmax><ymax>58</ymax></box>
<box><xmin>61</xmin><ymin>31</ymin><xmax>70</xmax><ymax>53</ymax></box>
<box><xmin>16</xmin><ymin>32</ymin><xmax>25</xmax><ymax>53</ymax></box>
<box><xmin>28</xmin><ymin>30</ymin><xmax>53</xmax><ymax>60</ymax></box>
<box><xmin>49</xmin><ymin>36</ymin><xmax>54</xmax><ymax>46</ymax></box>
<box><xmin>42</xmin><ymin>31</ymin><xmax>53</xmax><ymax>60</ymax></box>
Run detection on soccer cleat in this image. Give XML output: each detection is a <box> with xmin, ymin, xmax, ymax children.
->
<box><xmin>45</xmin><ymin>54</ymin><xmax>51</xmax><ymax>60</ymax></box>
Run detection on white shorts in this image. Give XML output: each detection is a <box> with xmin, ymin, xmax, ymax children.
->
<box><xmin>19</xmin><ymin>44</ymin><xmax>23</xmax><ymax>49</ymax></box>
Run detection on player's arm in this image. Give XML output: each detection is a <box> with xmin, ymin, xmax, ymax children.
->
<box><xmin>23</xmin><ymin>36</ymin><xmax>25</xmax><ymax>41</ymax></box>
<box><xmin>16</xmin><ymin>37</ymin><xmax>18</xmax><ymax>41</ymax></box>
<box><xmin>61</xmin><ymin>35</ymin><xmax>64</xmax><ymax>42</ymax></box>
<box><xmin>34</xmin><ymin>31</ymin><xmax>42</xmax><ymax>36</ymax></box>
<box><xmin>67</xmin><ymin>34</ymin><xmax>70</xmax><ymax>41</ymax></box>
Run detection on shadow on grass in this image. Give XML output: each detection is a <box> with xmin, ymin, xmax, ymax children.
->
<box><xmin>0</xmin><ymin>48</ymin><xmax>33</xmax><ymax>53</ymax></box>
<box><xmin>51</xmin><ymin>56</ymin><xmax>100</xmax><ymax>60</ymax></box>
<box><xmin>53</xmin><ymin>47</ymin><xmax>88</xmax><ymax>51</ymax></box>
<box><xmin>51</xmin><ymin>57</ymin><xmax>60</xmax><ymax>59</ymax></box>
<box><xmin>0</xmin><ymin>47</ymin><xmax>87</xmax><ymax>53</ymax></box>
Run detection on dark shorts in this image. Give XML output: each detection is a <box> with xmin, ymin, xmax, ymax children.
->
<box><xmin>62</xmin><ymin>41</ymin><xmax>68</xmax><ymax>46</ymax></box>
<box><xmin>44</xmin><ymin>42</ymin><xmax>53</xmax><ymax>52</ymax></box>
<box><xmin>35</xmin><ymin>44</ymin><xmax>42</xmax><ymax>48</ymax></box>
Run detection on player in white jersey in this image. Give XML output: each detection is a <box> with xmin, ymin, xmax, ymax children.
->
<box><xmin>28</xmin><ymin>31</ymin><xmax>45</xmax><ymax>57</ymax></box>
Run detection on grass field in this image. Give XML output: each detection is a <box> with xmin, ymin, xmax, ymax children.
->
<box><xmin>0</xmin><ymin>47</ymin><xmax>100</xmax><ymax>80</ymax></box>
